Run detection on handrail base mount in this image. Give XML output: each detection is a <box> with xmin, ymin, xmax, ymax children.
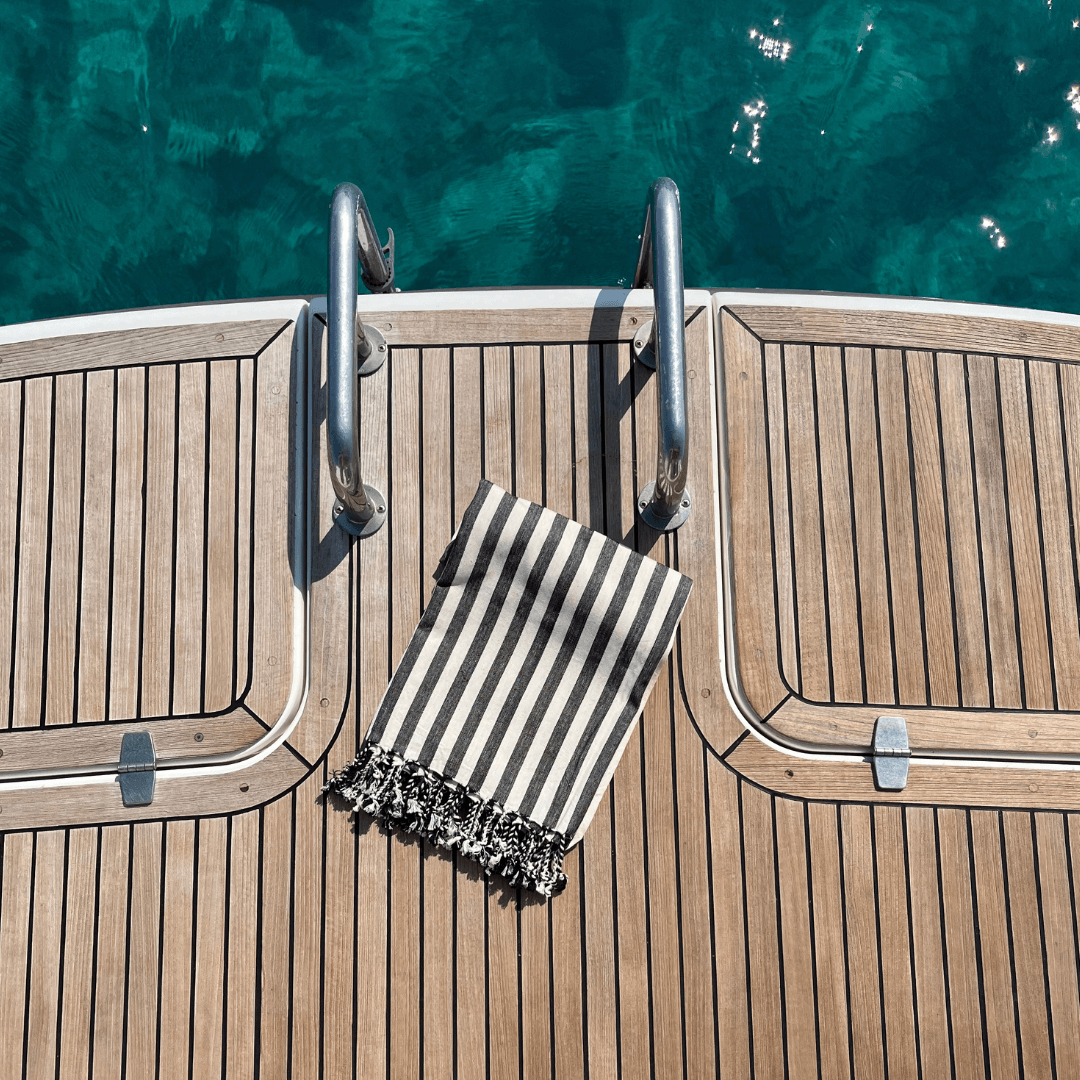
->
<box><xmin>632</xmin><ymin>318</ymin><xmax>656</xmax><ymax>370</ymax></box>
<box><xmin>637</xmin><ymin>480</ymin><xmax>692</xmax><ymax>532</ymax></box>
<box><xmin>358</xmin><ymin>322</ymin><xmax>387</xmax><ymax>376</ymax></box>
<box><xmin>333</xmin><ymin>484</ymin><xmax>387</xmax><ymax>538</ymax></box>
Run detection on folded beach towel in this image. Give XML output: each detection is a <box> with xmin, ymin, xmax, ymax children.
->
<box><xmin>324</xmin><ymin>479</ymin><xmax>692</xmax><ymax>895</ymax></box>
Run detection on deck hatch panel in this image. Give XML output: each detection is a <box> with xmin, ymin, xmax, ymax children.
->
<box><xmin>723</xmin><ymin>302</ymin><xmax>1080</xmax><ymax>762</ymax></box>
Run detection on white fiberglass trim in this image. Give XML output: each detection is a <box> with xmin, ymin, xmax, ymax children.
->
<box><xmin>306</xmin><ymin>287</ymin><xmax>714</xmax><ymax>319</ymax></box>
<box><xmin>0</xmin><ymin>297</ymin><xmax>308</xmax><ymax>346</ymax></box>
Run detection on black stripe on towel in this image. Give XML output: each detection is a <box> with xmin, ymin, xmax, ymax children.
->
<box><xmin>514</xmin><ymin>559</ymin><xmax>670</xmax><ymax>818</ymax></box>
<box><xmin>389</xmin><ymin>501</ymin><xmax>548</xmax><ymax>756</ymax></box>
<box><xmin>366</xmin><ymin>484</ymin><xmax>516</xmax><ymax>743</ymax></box>
<box><xmin>417</xmin><ymin>515</ymin><xmax>583</xmax><ymax>769</ymax></box>
<box><xmin>448</xmin><ymin>532</ymin><xmax>621</xmax><ymax>783</ymax></box>
<box><xmin>552</xmin><ymin>573</ymin><xmax>694</xmax><ymax>837</ymax></box>
<box><xmin>486</xmin><ymin>549</ymin><xmax>647</xmax><ymax>806</ymax></box>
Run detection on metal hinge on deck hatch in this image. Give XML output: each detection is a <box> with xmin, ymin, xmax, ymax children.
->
<box><xmin>117</xmin><ymin>731</ymin><xmax>156</xmax><ymax>807</ymax></box>
<box><xmin>872</xmin><ymin>716</ymin><xmax>910</xmax><ymax>791</ymax></box>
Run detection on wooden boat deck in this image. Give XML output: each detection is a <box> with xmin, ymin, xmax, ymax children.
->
<box><xmin>1</xmin><ymin>291</ymin><xmax>1080</xmax><ymax>1077</ymax></box>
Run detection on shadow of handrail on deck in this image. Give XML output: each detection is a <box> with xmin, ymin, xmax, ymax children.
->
<box><xmin>584</xmin><ymin>294</ymin><xmax>633</xmax><ymax>541</ymax></box>
<box><xmin>584</xmin><ymin>293</ymin><xmax>667</xmax><ymax>555</ymax></box>
<box><xmin>309</xmin><ymin>315</ymin><xmax>352</xmax><ymax>582</ymax></box>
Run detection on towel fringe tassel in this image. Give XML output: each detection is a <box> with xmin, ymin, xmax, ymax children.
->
<box><xmin>324</xmin><ymin>742</ymin><xmax>569</xmax><ymax>897</ymax></box>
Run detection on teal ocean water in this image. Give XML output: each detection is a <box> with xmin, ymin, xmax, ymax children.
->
<box><xmin>3</xmin><ymin>1</ymin><xmax>1080</xmax><ymax>325</ymax></box>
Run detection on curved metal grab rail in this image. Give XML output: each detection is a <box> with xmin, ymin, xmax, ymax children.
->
<box><xmin>633</xmin><ymin>177</ymin><xmax>692</xmax><ymax>530</ymax></box>
<box><xmin>327</xmin><ymin>182</ymin><xmax>395</xmax><ymax>537</ymax></box>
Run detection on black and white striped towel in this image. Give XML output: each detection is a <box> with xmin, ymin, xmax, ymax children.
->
<box><xmin>325</xmin><ymin>480</ymin><xmax>692</xmax><ymax>895</ymax></box>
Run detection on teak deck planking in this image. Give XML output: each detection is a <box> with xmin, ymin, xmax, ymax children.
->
<box><xmin>2</xmin><ymin>300</ymin><xmax>1080</xmax><ymax>1077</ymax></box>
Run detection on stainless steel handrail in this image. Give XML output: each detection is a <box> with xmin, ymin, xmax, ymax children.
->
<box><xmin>327</xmin><ymin>182</ymin><xmax>395</xmax><ymax>537</ymax></box>
<box><xmin>633</xmin><ymin>178</ymin><xmax>692</xmax><ymax>531</ymax></box>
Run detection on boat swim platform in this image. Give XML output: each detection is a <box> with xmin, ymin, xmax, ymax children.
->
<box><xmin>0</xmin><ymin>288</ymin><xmax>1079</xmax><ymax>1075</ymax></box>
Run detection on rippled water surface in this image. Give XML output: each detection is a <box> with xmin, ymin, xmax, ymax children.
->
<box><xmin>3</xmin><ymin>1</ymin><xmax>1080</xmax><ymax>324</ymax></box>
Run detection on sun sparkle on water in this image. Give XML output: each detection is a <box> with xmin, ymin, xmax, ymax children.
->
<box><xmin>2</xmin><ymin>0</ymin><xmax>1080</xmax><ymax>322</ymax></box>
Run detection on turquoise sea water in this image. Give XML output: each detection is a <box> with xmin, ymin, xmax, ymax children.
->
<box><xmin>2</xmin><ymin>1</ymin><xmax>1080</xmax><ymax>325</ymax></box>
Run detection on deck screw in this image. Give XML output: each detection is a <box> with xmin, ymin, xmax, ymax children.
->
<box><xmin>0</xmin><ymin>748</ymin><xmax>4</xmax><ymax>757</ymax></box>
<box><xmin>630</xmin><ymin>316</ymin><xmax>638</xmax><ymax>325</ymax></box>
<box><xmin>320</xmin><ymin>698</ymin><xmax>329</xmax><ymax>708</ymax></box>
<box><xmin>239</xmin><ymin>783</ymin><xmax>249</xmax><ymax>793</ymax></box>
<box><xmin>1029</xmin><ymin>730</ymin><xmax>1039</xmax><ymax>738</ymax></box>
<box><xmin>272</xmin><ymin>384</ymin><xmax>281</xmax><ymax>395</ymax></box>
<box><xmin>215</xmin><ymin>333</ymin><xmax>225</xmax><ymax>342</ymax></box>
<box><xmin>785</xmin><ymin>769</ymin><xmax>794</xmax><ymax>778</ymax></box>
<box><xmin>194</xmin><ymin>733</ymin><xmax>203</xmax><ymax>742</ymax></box>
<box><xmin>701</xmin><ymin>688</ymin><xmax>711</xmax><ymax>698</ymax></box>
